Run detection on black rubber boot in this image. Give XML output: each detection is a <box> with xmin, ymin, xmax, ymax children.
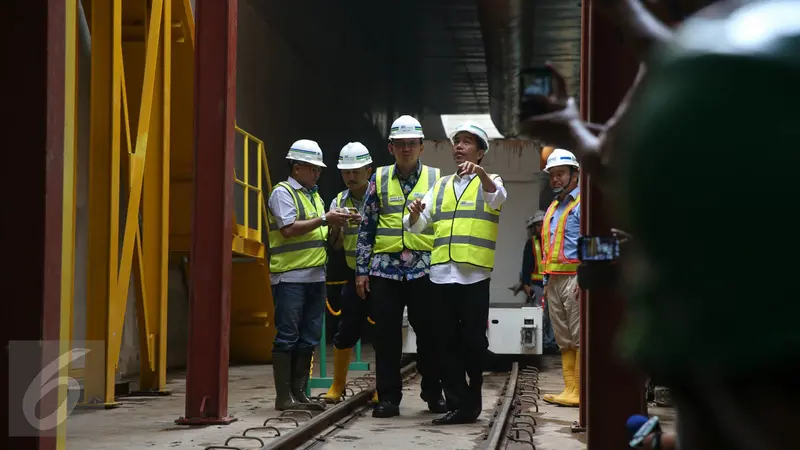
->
<box><xmin>291</xmin><ymin>350</ymin><xmax>326</xmax><ymax>411</ymax></box>
<box><xmin>272</xmin><ymin>351</ymin><xmax>300</xmax><ymax>411</ymax></box>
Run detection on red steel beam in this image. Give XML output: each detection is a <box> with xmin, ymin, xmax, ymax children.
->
<box><xmin>177</xmin><ymin>0</ymin><xmax>239</xmax><ymax>425</ymax></box>
<box><xmin>577</xmin><ymin>0</ymin><xmax>590</xmax><ymax>430</ymax></box>
<box><xmin>579</xmin><ymin>1</ymin><xmax>647</xmax><ymax>448</ymax></box>
<box><xmin>1</xmin><ymin>1</ymin><xmax>66</xmax><ymax>449</ymax></box>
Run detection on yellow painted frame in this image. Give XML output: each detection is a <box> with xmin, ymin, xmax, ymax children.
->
<box><xmin>57</xmin><ymin>0</ymin><xmax>79</xmax><ymax>446</ymax></box>
<box><xmin>232</xmin><ymin>125</ymin><xmax>274</xmax><ymax>258</ymax></box>
<box><xmin>83</xmin><ymin>0</ymin><xmax>183</xmax><ymax>406</ymax></box>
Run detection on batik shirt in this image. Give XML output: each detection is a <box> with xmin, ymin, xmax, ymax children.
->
<box><xmin>355</xmin><ymin>161</ymin><xmax>430</xmax><ymax>281</ymax></box>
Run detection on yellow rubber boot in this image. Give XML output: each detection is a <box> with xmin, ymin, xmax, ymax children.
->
<box><xmin>543</xmin><ymin>349</ymin><xmax>575</xmax><ymax>405</ymax></box>
<box><xmin>559</xmin><ymin>348</ymin><xmax>580</xmax><ymax>407</ymax></box>
<box><xmin>321</xmin><ymin>347</ymin><xmax>351</xmax><ymax>403</ymax></box>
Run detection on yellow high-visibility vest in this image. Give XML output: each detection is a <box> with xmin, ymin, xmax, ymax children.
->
<box><xmin>429</xmin><ymin>174</ymin><xmax>502</xmax><ymax>269</ymax></box>
<box><xmin>373</xmin><ymin>164</ymin><xmax>440</xmax><ymax>253</ymax></box>
<box><xmin>267</xmin><ymin>181</ymin><xmax>328</xmax><ymax>273</ymax></box>
<box><xmin>335</xmin><ymin>190</ymin><xmax>359</xmax><ymax>270</ymax></box>
<box><xmin>531</xmin><ymin>236</ymin><xmax>544</xmax><ymax>281</ymax></box>
<box><xmin>541</xmin><ymin>194</ymin><xmax>581</xmax><ymax>275</ymax></box>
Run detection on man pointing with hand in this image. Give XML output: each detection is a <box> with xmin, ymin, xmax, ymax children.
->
<box><xmin>405</xmin><ymin>122</ymin><xmax>507</xmax><ymax>425</ymax></box>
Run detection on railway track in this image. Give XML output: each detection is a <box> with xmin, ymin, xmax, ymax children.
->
<box><xmin>203</xmin><ymin>360</ymin><xmax>541</xmax><ymax>450</ymax></box>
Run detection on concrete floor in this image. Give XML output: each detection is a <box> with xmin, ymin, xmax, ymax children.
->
<box><xmin>66</xmin><ymin>346</ymin><xmax>375</xmax><ymax>449</ymax></box>
<box><xmin>530</xmin><ymin>354</ymin><xmax>676</xmax><ymax>450</ymax></box>
<box><xmin>64</xmin><ymin>348</ymin><xmax>674</xmax><ymax>449</ymax></box>
<box><xmin>313</xmin><ymin>370</ymin><xmax>505</xmax><ymax>450</ymax></box>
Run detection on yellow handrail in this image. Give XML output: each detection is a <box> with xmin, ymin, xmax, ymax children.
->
<box><xmin>233</xmin><ymin>124</ymin><xmax>272</xmax><ymax>250</ymax></box>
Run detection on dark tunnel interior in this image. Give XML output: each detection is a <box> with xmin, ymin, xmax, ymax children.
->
<box><xmin>233</xmin><ymin>0</ymin><xmax>581</xmax><ymax>210</ymax></box>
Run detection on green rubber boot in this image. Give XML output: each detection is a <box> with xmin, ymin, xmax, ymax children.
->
<box><xmin>272</xmin><ymin>351</ymin><xmax>300</xmax><ymax>411</ymax></box>
<box><xmin>291</xmin><ymin>350</ymin><xmax>326</xmax><ymax>411</ymax></box>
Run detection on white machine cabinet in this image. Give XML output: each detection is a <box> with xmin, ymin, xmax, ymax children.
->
<box><xmin>402</xmin><ymin>303</ymin><xmax>543</xmax><ymax>356</ymax></box>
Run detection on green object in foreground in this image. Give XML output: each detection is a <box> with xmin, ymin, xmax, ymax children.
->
<box><xmin>307</xmin><ymin>314</ymin><xmax>332</xmax><ymax>393</ymax></box>
<box><xmin>614</xmin><ymin>1</ymin><xmax>800</xmax><ymax>381</ymax></box>
<box><xmin>349</xmin><ymin>340</ymin><xmax>370</xmax><ymax>371</ymax></box>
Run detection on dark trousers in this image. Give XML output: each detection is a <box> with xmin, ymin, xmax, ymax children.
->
<box><xmin>437</xmin><ymin>278</ymin><xmax>491</xmax><ymax>415</ymax></box>
<box><xmin>332</xmin><ymin>276</ymin><xmax>374</xmax><ymax>350</ymax></box>
<box><xmin>370</xmin><ymin>275</ymin><xmax>443</xmax><ymax>405</ymax></box>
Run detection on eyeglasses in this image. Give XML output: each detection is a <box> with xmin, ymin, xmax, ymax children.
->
<box><xmin>297</xmin><ymin>162</ymin><xmax>322</xmax><ymax>173</ymax></box>
<box><xmin>391</xmin><ymin>140</ymin><xmax>421</xmax><ymax>150</ymax></box>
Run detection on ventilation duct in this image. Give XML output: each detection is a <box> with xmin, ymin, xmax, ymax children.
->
<box><xmin>477</xmin><ymin>0</ymin><xmax>523</xmax><ymax>138</ymax></box>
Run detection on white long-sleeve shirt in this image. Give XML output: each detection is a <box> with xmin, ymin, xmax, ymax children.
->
<box><xmin>402</xmin><ymin>172</ymin><xmax>507</xmax><ymax>285</ymax></box>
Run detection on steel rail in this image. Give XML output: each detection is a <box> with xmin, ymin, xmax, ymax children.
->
<box><xmin>264</xmin><ymin>361</ymin><xmax>418</xmax><ymax>450</ymax></box>
<box><xmin>484</xmin><ymin>362</ymin><xmax>519</xmax><ymax>449</ymax></box>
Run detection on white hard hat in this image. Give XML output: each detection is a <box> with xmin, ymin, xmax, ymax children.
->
<box><xmin>286</xmin><ymin>139</ymin><xmax>326</xmax><ymax>167</ymax></box>
<box><xmin>526</xmin><ymin>211</ymin><xmax>545</xmax><ymax>227</ymax></box>
<box><xmin>337</xmin><ymin>142</ymin><xmax>373</xmax><ymax>169</ymax></box>
<box><xmin>389</xmin><ymin>115</ymin><xmax>424</xmax><ymax>139</ymax></box>
<box><xmin>543</xmin><ymin>148</ymin><xmax>579</xmax><ymax>173</ymax></box>
<box><xmin>449</xmin><ymin>121</ymin><xmax>490</xmax><ymax>152</ymax></box>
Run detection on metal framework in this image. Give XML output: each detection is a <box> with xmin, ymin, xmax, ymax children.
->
<box><xmin>579</xmin><ymin>0</ymin><xmax>647</xmax><ymax>447</ymax></box>
<box><xmin>83</xmin><ymin>0</ymin><xmax>194</xmax><ymax>406</ymax></box>
<box><xmin>232</xmin><ymin>125</ymin><xmax>273</xmax><ymax>259</ymax></box>
<box><xmin>177</xmin><ymin>0</ymin><xmax>239</xmax><ymax>425</ymax></box>
<box><xmin>2</xmin><ymin>1</ymin><xmax>67</xmax><ymax>449</ymax></box>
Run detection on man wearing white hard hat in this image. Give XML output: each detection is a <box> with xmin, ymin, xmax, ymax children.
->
<box><xmin>266</xmin><ymin>139</ymin><xmax>353</xmax><ymax>412</ymax></box>
<box><xmin>539</xmin><ymin>148</ymin><xmax>582</xmax><ymax>408</ymax></box>
<box><xmin>320</xmin><ymin>142</ymin><xmax>378</xmax><ymax>405</ymax></box>
<box><xmin>405</xmin><ymin>121</ymin><xmax>508</xmax><ymax>424</ymax></box>
<box><xmin>354</xmin><ymin>115</ymin><xmax>448</xmax><ymax>418</ymax></box>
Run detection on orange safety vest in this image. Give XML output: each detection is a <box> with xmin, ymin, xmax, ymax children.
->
<box><xmin>530</xmin><ymin>236</ymin><xmax>544</xmax><ymax>282</ymax></box>
<box><xmin>541</xmin><ymin>194</ymin><xmax>581</xmax><ymax>275</ymax></box>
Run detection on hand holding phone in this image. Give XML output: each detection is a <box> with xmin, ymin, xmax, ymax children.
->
<box><xmin>519</xmin><ymin>64</ymin><xmax>569</xmax><ymax>121</ymax></box>
<box><xmin>345</xmin><ymin>207</ymin><xmax>362</xmax><ymax>226</ymax></box>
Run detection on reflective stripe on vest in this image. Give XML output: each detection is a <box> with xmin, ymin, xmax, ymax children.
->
<box><xmin>267</xmin><ymin>182</ymin><xmax>328</xmax><ymax>273</ymax></box>
<box><xmin>336</xmin><ymin>190</ymin><xmax>358</xmax><ymax>270</ymax></box>
<box><xmin>430</xmin><ymin>174</ymin><xmax>501</xmax><ymax>269</ymax></box>
<box><xmin>373</xmin><ymin>164</ymin><xmax>440</xmax><ymax>253</ymax></box>
<box><xmin>531</xmin><ymin>236</ymin><xmax>544</xmax><ymax>281</ymax></box>
<box><xmin>541</xmin><ymin>194</ymin><xmax>581</xmax><ymax>274</ymax></box>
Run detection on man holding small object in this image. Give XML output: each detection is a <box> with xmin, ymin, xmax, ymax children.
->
<box><xmin>267</xmin><ymin>139</ymin><xmax>355</xmax><ymax>411</ymax></box>
<box><xmin>321</xmin><ymin>142</ymin><xmax>378</xmax><ymax>404</ymax></box>
<box><xmin>405</xmin><ymin>121</ymin><xmax>507</xmax><ymax>425</ymax></box>
<box><xmin>539</xmin><ymin>148</ymin><xmax>582</xmax><ymax>408</ymax></box>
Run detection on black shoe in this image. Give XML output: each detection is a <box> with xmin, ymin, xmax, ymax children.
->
<box><xmin>372</xmin><ymin>401</ymin><xmax>400</xmax><ymax>418</ymax></box>
<box><xmin>421</xmin><ymin>392</ymin><xmax>448</xmax><ymax>414</ymax></box>
<box><xmin>426</xmin><ymin>397</ymin><xmax>448</xmax><ymax>414</ymax></box>
<box><xmin>432</xmin><ymin>409</ymin><xmax>475</xmax><ymax>425</ymax></box>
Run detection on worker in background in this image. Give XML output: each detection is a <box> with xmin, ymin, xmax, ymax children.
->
<box><xmin>612</xmin><ymin>2</ymin><xmax>800</xmax><ymax>448</ymax></box>
<box><xmin>405</xmin><ymin>121</ymin><xmax>506</xmax><ymax>425</ymax></box>
<box><xmin>321</xmin><ymin>142</ymin><xmax>378</xmax><ymax>405</ymax></box>
<box><xmin>520</xmin><ymin>212</ymin><xmax>557</xmax><ymax>353</ymax></box>
<box><xmin>355</xmin><ymin>115</ymin><xmax>447</xmax><ymax>418</ymax></box>
<box><xmin>267</xmin><ymin>139</ymin><xmax>353</xmax><ymax>411</ymax></box>
<box><xmin>540</xmin><ymin>148</ymin><xmax>581</xmax><ymax>408</ymax></box>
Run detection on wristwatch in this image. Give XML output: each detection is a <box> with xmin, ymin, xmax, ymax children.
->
<box><xmin>320</xmin><ymin>214</ymin><xmax>328</xmax><ymax>226</ymax></box>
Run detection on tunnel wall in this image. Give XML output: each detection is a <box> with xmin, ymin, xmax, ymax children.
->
<box><xmin>235</xmin><ymin>0</ymin><xmax>425</xmax><ymax>205</ymax></box>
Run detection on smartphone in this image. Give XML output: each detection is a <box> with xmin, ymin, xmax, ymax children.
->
<box><xmin>519</xmin><ymin>67</ymin><xmax>554</xmax><ymax>120</ymax></box>
<box><xmin>577</xmin><ymin>235</ymin><xmax>620</xmax><ymax>262</ymax></box>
